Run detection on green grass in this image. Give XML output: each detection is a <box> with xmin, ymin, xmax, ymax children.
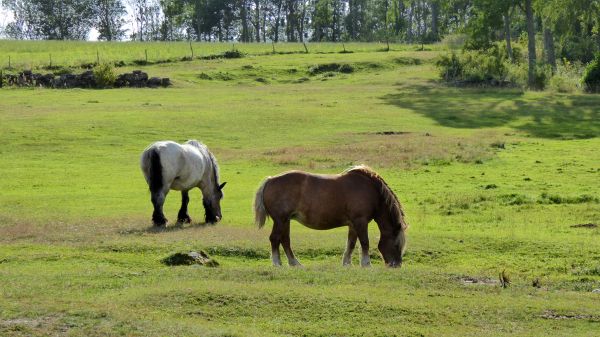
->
<box><xmin>0</xmin><ymin>43</ymin><xmax>599</xmax><ymax>336</ymax></box>
<box><xmin>0</xmin><ymin>40</ymin><xmax>443</xmax><ymax>70</ymax></box>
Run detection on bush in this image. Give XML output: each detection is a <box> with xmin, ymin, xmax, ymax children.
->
<box><xmin>582</xmin><ymin>53</ymin><xmax>600</xmax><ymax>93</ymax></box>
<box><xmin>442</xmin><ymin>34</ymin><xmax>467</xmax><ymax>50</ymax></box>
<box><xmin>530</xmin><ymin>64</ymin><xmax>552</xmax><ymax>90</ymax></box>
<box><xmin>548</xmin><ymin>59</ymin><xmax>584</xmax><ymax>93</ymax></box>
<box><xmin>93</xmin><ymin>63</ymin><xmax>116</xmax><ymax>88</ymax></box>
<box><xmin>436</xmin><ymin>45</ymin><xmax>510</xmax><ymax>85</ymax></box>
<box><xmin>223</xmin><ymin>50</ymin><xmax>244</xmax><ymax>59</ymax></box>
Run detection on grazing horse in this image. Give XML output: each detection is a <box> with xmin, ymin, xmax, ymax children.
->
<box><xmin>140</xmin><ymin>140</ymin><xmax>226</xmax><ymax>226</ymax></box>
<box><xmin>254</xmin><ymin>165</ymin><xmax>408</xmax><ymax>267</ymax></box>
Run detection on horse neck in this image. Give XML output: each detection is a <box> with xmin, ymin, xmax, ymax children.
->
<box><xmin>199</xmin><ymin>152</ymin><xmax>218</xmax><ymax>197</ymax></box>
<box><xmin>375</xmin><ymin>207</ymin><xmax>400</xmax><ymax>236</ymax></box>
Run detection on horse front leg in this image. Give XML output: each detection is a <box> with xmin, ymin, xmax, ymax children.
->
<box><xmin>355</xmin><ymin>223</ymin><xmax>371</xmax><ymax>267</ymax></box>
<box><xmin>342</xmin><ymin>227</ymin><xmax>358</xmax><ymax>266</ymax></box>
<box><xmin>177</xmin><ymin>190</ymin><xmax>192</xmax><ymax>224</ymax></box>
<box><xmin>151</xmin><ymin>190</ymin><xmax>168</xmax><ymax>226</ymax></box>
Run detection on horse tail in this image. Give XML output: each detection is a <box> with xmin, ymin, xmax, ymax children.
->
<box><xmin>146</xmin><ymin>148</ymin><xmax>163</xmax><ymax>194</ymax></box>
<box><xmin>254</xmin><ymin>178</ymin><xmax>270</xmax><ymax>228</ymax></box>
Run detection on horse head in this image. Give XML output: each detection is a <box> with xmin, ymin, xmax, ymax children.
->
<box><xmin>203</xmin><ymin>182</ymin><xmax>226</xmax><ymax>223</ymax></box>
<box><xmin>378</xmin><ymin>227</ymin><xmax>406</xmax><ymax>268</ymax></box>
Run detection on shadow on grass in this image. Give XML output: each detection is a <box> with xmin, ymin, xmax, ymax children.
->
<box><xmin>381</xmin><ymin>82</ymin><xmax>600</xmax><ymax>139</ymax></box>
<box><xmin>119</xmin><ymin>221</ymin><xmax>217</xmax><ymax>235</ymax></box>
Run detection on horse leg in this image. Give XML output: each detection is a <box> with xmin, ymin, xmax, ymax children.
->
<box><xmin>281</xmin><ymin>219</ymin><xmax>302</xmax><ymax>267</ymax></box>
<box><xmin>151</xmin><ymin>189</ymin><xmax>168</xmax><ymax>226</ymax></box>
<box><xmin>177</xmin><ymin>190</ymin><xmax>192</xmax><ymax>224</ymax></box>
<box><xmin>342</xmin><ymin>227</ymin><xmax>358</xmax><ymax>266</ymax></box>
<box><xmin>269</xmin><ymin>220</ymin><xmax>284</xmax><ymax>267</ymax></box>
<box><xmin>355</xmin><ymin>223</ymin><xmax>371</xmax><ymax>267</ymax></box>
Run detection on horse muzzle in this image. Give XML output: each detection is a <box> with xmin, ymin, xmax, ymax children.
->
<box><xmin>386</xmin><ymin>261</ymin><xmax>402</xmax><ymax>268</ymax></box>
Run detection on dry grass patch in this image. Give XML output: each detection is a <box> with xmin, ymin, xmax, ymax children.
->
<box><xmin>258</xmin><ymin>132</ymin><xmax>502</xmax><ymax>169</ymax></box>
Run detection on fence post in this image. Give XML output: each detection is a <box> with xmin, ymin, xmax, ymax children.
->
<box><xmin>303</xmin><ymin>42</ymin><xmax>309</xmax><ymax>53</ymax></box>
<box><xmin>145</xmin><ymin>49</ymin><xmax>148</xmax><ymax>63</ymax></box>
<box><xmin>0</xmin><ymin>70</ymin><xmax>3</xmax><ymax>88</ymax></box>
<box><xmin>49</xmin><ymin>53</ymin><xmax>52</xmax><ymax>68</ymax></box>
<box><xmin>97</xmin><ymin>50</ymin><xmax>100</xmax><ymax>65</ymax></box>
<box><xmin>189</xmin><ymin>40</ymin><xmax>194</xmax><ymax>58</ymax></box>
<box><xmin>8</xmin><ymin>55</ymin><xmax>11</xmax><ymax>69</ymax></box>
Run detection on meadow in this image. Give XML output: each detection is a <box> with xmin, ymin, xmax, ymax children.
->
<box><xmin>0</xmin><ymin>42</ymin><xmax>599</xmax><ymax>336</ymax></box>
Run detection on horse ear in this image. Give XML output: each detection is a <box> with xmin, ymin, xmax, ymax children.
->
<box><xmin>218</xmin><ymin>182</ymin><xmax>227</xmax><ymax>190</ymax></box>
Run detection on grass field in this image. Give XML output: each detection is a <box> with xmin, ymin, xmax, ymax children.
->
<box><xmin>0</xmin><ymin>42</ymin><xmax>599</xmax><ymax>336</ymax></box>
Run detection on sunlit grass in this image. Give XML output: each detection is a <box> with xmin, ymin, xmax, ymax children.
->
<box><xmin>0</xmin><ymin>43</ymin><xmax>599</xmax><ymax>336</ymax></box>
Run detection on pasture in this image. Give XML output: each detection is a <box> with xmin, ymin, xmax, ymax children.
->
<box><xmin>0</xmin><ymin>42</ymin><xmax>599</xmax><ymax>336</ymax></box>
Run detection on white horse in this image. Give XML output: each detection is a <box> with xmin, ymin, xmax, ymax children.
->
<box><xmin>140</xmin><ymin>140</ymin><xmax>226</xmax><ymax>226</ymax></box>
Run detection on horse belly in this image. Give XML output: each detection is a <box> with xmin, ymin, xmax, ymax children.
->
<box><xmin>170</xmin><ymin>175</ymin><xmax>199</xmax><ymax>191</ymax></box>
<box><xmin>292</xmin><ymin>211</ymin><xmax>348</xmax><ymax>230</ymax></box>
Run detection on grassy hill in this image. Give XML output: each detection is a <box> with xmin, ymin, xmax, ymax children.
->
<box><xmin>0</xmin><ymin>42</ymin><xmax>599</xmax><ymax>336</ymax></box>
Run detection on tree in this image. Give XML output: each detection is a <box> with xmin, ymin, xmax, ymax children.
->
<box><xmin>95</xmin><ymin>0</ymin><xmax>127</xmax><ymax>41</ymax></box>
<box><xmin>4</xmin><ymin>0</ymin><xmax>95</xmax><ymax>40</ymax></box>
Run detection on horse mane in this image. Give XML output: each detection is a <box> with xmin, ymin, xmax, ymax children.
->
<box><xmin>344</xmin><ymin>165</ymin><xmax>408</xmax><ymax>230</ymax></box>
<box><xmin>186</xmin><ymin>139</ymin><xmax>220</xmax><ymax>186</ymax></box>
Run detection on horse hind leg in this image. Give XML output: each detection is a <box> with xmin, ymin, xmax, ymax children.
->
<box><xmin>269</xmin><ymin>218</ymin><xmax>285</xmax><ymax>266</ymax></box>
<box><xmin>342</xmin><ymin>227</ymin><xmax>358</xmax><ymax>266</ymax></box>
<box><xmin>177</xmin><ymin>190</ymin><xmax>192</xmax><ymax>224</ymax></box>
<box><xmin>151</xmin><ymin>189</ymin><xmax>168</xmax><ymax>226</ymax></box>
<box><xmin>280</xmin><ymin>219</ymin><xmax>302</xmax><ymax>267</ymax></box>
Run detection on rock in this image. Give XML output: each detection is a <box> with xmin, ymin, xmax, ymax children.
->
<box><xmin>147</xmin><ymin>77</ymin><xmax>162</xmax><ymax>88</ymax></box>
<box><xmin>593</xmin><ymin>289</ymin><xmax>600</xmax><ymax>293</ymax></box>
<box><xmin>162</xmin><ymin>251</ymin><xmax>219</xmax><ymax>267</ymax></box>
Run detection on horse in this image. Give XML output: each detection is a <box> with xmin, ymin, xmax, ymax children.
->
<box><xmin>254</xmin><ymin>165</ymin><xmax>408</xmax><ymax>268</ymax></box>
<box><xmin>140</xmin><ymin>140</ymin><xmax>226</xmax><ymax>226</ymax></box>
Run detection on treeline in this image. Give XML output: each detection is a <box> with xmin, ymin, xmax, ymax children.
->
<box><xmin>1</xmin><ymin>0</ymin><xmax>467</xmax><ymax>43</ymax></box>
<box><xmin>2</xmin><ymin>1</ymin><xmax>599</xmax><ymax>61</ymax></box>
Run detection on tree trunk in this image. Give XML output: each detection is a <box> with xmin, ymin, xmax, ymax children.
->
<box><xmin>544</xmin><ymin>27</ymin><xmax>556</xmax><ymax>71</ymax></box>
<box><xmin>254</xmin><ymin>0</ymin><xmax>261</xmax><ymax>42</ymax></box>
<box><xmin>504</xmin><ymin>8</ymin><xmax>513</xmax><ymax>63</ymax></box>
<box><xmin>407</xmin><ymin>1</ymin><xmax>414</xmax><ymax>43</ymax></box>
<box><xmin>431</xmin><ymin>0</ymin><xmax>439</xmax><ymax>42</ymax></box>
<box><xmin>525</xmin><ymin>0</ymin><xmax>537</xmax><ymax>88</ymax></box>
<box><xmin>241</xmin><ymin>1</ymin><xmax>249</xmax><ymax>42</ymax></box>
<box><xmin>274</xmin><ymin>0</ymin><xmax>282</xmax><ymax>42</ymax></box>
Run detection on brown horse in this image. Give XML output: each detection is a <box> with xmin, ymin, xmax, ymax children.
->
<box><xmin>254</xmin><ymin>165</ymin><xmax>408</xmax><ymax>267</ymax></box>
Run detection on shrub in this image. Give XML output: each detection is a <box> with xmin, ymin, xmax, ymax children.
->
<box><xmin>93</xmin><ymin>63</ymin><xmax>116</xmax><ymax>88</ymax></box>
<box><xmin>442</xmin><ymin>33</ymin><xmax>467</xmax><ymax>50</ymax></box>
<box><xmin>582</xmin><ymin>53</ymin><xmax>600</xmax><ymax>93</ymax></box>
<box><xmin>548</xmin><ymin>59</ymin><xmax>584</xmax><ymax>93</ymax></box>
<box><xmin>308</xmin><ymin>63</ymin><xmax>354</xmax><ymax>75</ymax></box>
<box><xmin>530</xmin><ymin>64</ymin><xmax>552</xmax><ymax>90</ymax></box>
<box><xmin>436</xmin><ymin>45</ymin><xmax>510</xmax><ymax>85</ymax></box>
<box><xmin>223</xmin><ymin>50</ymin><xmax>244</xmax><ymax>59</ymax></box>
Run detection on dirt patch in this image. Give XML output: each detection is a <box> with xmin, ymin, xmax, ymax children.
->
<box><xmin>374</xmin><ymin>131</ymin><xmax>411</xmax><ymax>135</ymax></box>
<box><xmin>457</xmin><ymin>276</ymin><xmax>499</xmax><ymax>286</ymax></box>
<box><xmin>570</xmin><ymin>223</ymin><xmax>598</xmax><ymax>229</ymax></box>
<box><xmin>541</xmin><ymin>310</ymin><xmax>600</xmax><ymax>321</ymax></box>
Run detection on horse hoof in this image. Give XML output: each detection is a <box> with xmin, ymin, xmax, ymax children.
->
<box><xmin>152</xmin><ymin>218</ymin><xmax>168</xmax><ymax>227</ymax></box>
<box><xmin>177</xmin><ymin>217</ymin><xmax>192</xmax><ymax>224</ymax></box>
